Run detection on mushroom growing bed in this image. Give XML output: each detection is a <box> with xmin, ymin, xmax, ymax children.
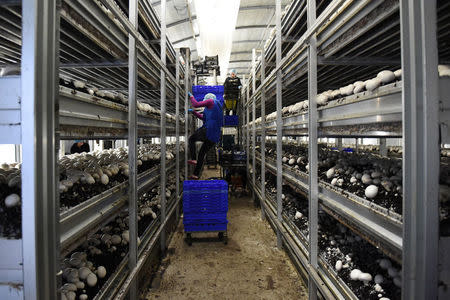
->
<box><xmin>59</xmin><ymin>174</ymin><xmax>178</xmax><ymax>300</ymax></box>
<box><xmin>262</xmin><ymin>143</ymin><xmax>450</xmax><ymax>222</ymax></box>
<box><xmin>0</xmin><ymin>162</ymin><xmax>21</xmax><ymax>239</ymax></box>
<box><xmin>260</xmin><ymin>171</ymin><xmax>402</xmax><ymax>300</ymax></box>
<box><xmin>263</xmin><ymin>143</ymin><xmax>403</xmax><ymax>215</ymax></box>
<box><xmin>59</xmin><ymin>78</ymin><xmax>182</xmax><ymax>124</ymax></box>
<box><xmin>0</xmin><ymin>143</ymin><xmax>184</xmax><ymax>239</ymax></box>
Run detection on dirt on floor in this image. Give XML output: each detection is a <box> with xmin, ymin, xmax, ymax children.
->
<box><xmin>143</xmin><ymin>168</ymin><xmax>307</xmax><ymax>299</ymax></box>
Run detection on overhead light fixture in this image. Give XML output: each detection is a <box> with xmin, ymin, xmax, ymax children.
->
<box><xmin>193</xmin><ymin>0</ymin><xmax>241</xmax><ymax>82</ymax></box>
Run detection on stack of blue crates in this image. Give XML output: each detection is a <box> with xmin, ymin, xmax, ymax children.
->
<box><xmin>192</xmin><ymin>85</ymin><xmax>224</xmax><ymax>103</ymax></box>
<box><xmin>183</xmin><ymin>180</ymin><xmax>228</xmax><ymax>232</ymax></box>
<box><xmin>224</xmin><ymin>115</ymin><xmax>239</xmax><ymax>126</ymax></box>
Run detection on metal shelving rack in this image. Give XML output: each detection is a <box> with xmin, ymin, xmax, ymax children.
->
<box><xmin>0</xmin><ymin>0</ymin><xmax>191</xmax><ymax>299</ymax></box>
<box><xmin>243</xmin><ymin>0</ymin><xmax>450</xmax><ymax>299</ymax></box>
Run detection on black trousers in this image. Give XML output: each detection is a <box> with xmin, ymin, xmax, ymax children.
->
<box><xmin>189</xmin><ymin>127</ymin><xmax>216</xmax><ymax>176</ymax></box>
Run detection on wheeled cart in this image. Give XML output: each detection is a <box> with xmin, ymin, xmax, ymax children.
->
<box><xmin>183</xmin><ymin>180</ymin><xmax>229</xmax><ymax>246</ymax></box>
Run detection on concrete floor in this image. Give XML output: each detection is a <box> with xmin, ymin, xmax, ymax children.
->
<box><xmin>144</xmin><ymin>167</ymin><xmax>307</xmax><ymax>299</ymax></box>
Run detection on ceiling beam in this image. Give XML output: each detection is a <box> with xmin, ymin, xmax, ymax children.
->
<box><xmin>167</xmin><ymin>16</ymin><xmax>197</xmax><ymax>28</ymax></box>
<box><xmin>229</xmin><ymin>60</ymin><xmax>252</xmax><ymax>63</ymax></box>
<box><xmin>317</xmin><ymin>56</ymin><xmax>401</xmax><ymax>66</ymax></box>
<box><xmin>232</xmin><ymin>40</ymin><xmax>260</xmax><ymax>44</ymax></box>
<box><xmin>239</xmin><ymin>5</ymin><xmax>286</xmax><ymax>11</ymax></box>
<box><xmin>235</xmin><ymin>25</ymin><xmax>274</xmax><ymax>30</ymax></box>
<box><xmin>172</xmin><ymin>34</ymin><xmax>199</xmax><ymax>45</ymax></box>
<box><xmin>231</xmin><ymin>51</ymin><xmax>251</xmax><ymax>55</ymax></box>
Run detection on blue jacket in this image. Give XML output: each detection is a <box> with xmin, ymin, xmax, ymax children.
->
<box><xmin>202</xmin><ymin>99</ymin><xmax>223</xmax><ymax>143</ymax></box>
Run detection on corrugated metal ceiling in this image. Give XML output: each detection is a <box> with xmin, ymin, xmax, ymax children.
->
<box><xmin>151</xmin><ymin>0</ymin><xmax>292</xmax><ymax>79</ymax></box>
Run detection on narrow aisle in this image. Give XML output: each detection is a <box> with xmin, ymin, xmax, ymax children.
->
<box><xmin>145</xmin><ymin>188</ymin><xmax>307</xmax><ymax>299</ymax></box>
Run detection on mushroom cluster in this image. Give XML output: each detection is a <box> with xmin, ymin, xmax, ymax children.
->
<box><xmin>259</xmin><ymin>172</ymin><xmax>401</xmax><ymax>300</ymax></box>
<box><xmin>59</xmin><ymin>144</ymin><xmax>181</xmax><ymax>212</ymax></box>
<box><xmin>59</xmin><ymin>78</ymin><xmax>184</xmax><ymax>124</ymax></box>
<box><xmin>249</xmin><ymin>66</ymin><xmax>449</xmax><ymax>125</ymax></box>
<box><xmin>60</xmin><ymin>173</ymin><xmax>179</xmax><ymax>299</ymax></box>
<box><xmin>0</xmin><ymin>143</ymin><xmax>184</xmax><ymax>238</ymax></box>
<box><xmin>262</xmin><ymin>143</ymin><xmax>404</xmax><ymax>214</ymax></box>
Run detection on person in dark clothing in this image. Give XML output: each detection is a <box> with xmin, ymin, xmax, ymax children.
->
<box><xmin>223</xmin><ymin>69</ymin><xmax>242</xmax><ymax>115</ymax></box>
<box><xmin>70</xmin><ymin>140</ymin><xmax>90</xmax><ymax>154</ymax></box>
<box><xmin>187</xmin><ymin>92</ymin><xmax>224</xmax><ymax>179</ymax></box>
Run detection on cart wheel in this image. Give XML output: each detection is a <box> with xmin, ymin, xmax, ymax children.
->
<box><xmin>186</xmin><ymin>233</ymin><xmax>192</xmax><ymax>246</ymax></box>
<box><xmin>223</xmin><ymin>232</ymin><xmax>228</xmax><ymax>245</ymax></box>
<box><xmin>218</xmin><ymin>232</ymin><xmax>224</xmax><ymax>241</ymax></box>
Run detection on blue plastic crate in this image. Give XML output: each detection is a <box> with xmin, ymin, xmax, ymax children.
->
<box><xmin>233</xmin><ymin>150</ymin><xmax>246</xmax><ymax>161</ymax></box>
<box><xmin>184</xmin><ymin>222</ymin><xmax>228</xmax><ymax>232</ymax></box>
<box><xmin>192</xmin><ymin>85</ymin><xmax>224</xmax><ymax>102</ymax></box>
<box><xmin>224</xmin><ymin>115</ymin><xmax>239</xmax><ymax>126</ymax></box>
<box><xmin>184</xmin><ymin>212</ymin><xmax>228</xmax><ymax>224</ymax></box>
<box><xmin>183</xmin><ymin>180</ymin><xmax>229</xmax><ymax>213</ymax></box>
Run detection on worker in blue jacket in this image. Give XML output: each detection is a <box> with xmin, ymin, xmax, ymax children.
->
<box><xmin>187</xmin><ymin>92</ymin><xmax>224</xmax><ymax>179</ymax></box>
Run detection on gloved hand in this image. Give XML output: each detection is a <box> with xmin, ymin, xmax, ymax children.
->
<box><xmin>188</xmin><ymin>108</ymin><xmax>193</xmax><ymax>113</ymax></box>
<box><xmin>188</xmin><ymin>92</ymin><xmax>193</xmax><ymax>98</ymax></box>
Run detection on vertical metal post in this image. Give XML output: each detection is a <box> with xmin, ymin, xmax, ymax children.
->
<box><xmin>175</xmin><ymin>49</ymin><xmax>181</xmax><ymax>221</ymax></box>
<box><xmin>355</xmin><ymin>138</ymin><xmax>359</xmax><ymax>153</ymax></box>
<box><xmin>14</xmin><ymin>144</ymin><xmax>21</xmax><ymax>162</ymax></box>
<box><xmin>337</xmin><ymin>138</ymin><xmax>343</xmax><ymax>151</ymax></box>
<box><xmin>400</xmin><ymin>1</ymin><xmax>439</xmax><ymax>298</ymax></box>
<box><xmin>127</xmin><ymin>0</ymin><xmax>138</xmax><ymax>298</ymax></box>
<box><xmin>260</xmin><ymin>47</ymin><xmax>266</xmax><ymax>220</ymax></box>
<box><xmin>160</xmin><ymin>0</ymin><xmax>167</xmax><ymax>253</ymax></box>
<box><xmin>242</xmin><ymin>74</ymin><xmax>246</xmax><ymax>148</ymax></box>
<box><xmin>246</xmin><ymin>78</ymin><xmax>250</xmax><ymax>180</ymax></box>
<box><xmin>275</xmin><ymin>0</ymin><xmax>283</xmax><ymax>249</ymax></box>
<box><xmin>21</xmin><ymin>0</ymin><xmax>58</xmax><ymax>298</ymax></box>
<box><xmin>252</xmin><ymin>49</ymin><xmax>256</xmax><ymax>198</ymax></box>
<box><xmin>212</xmin><ymin>68</ymin><xmax>217</xmax><ymax>85</ymax></box>
<box><xmin>184</xmin><ymin>49</ymin><xmax>190</xmax><ymax>180</ymax></box>
<box><xmin>379</xmin><ymin>138</ymin><xmax>387</xmax><ymax>156</ymax></box>
<box><xmin>307</xmin><ymin>0</ymin><xmax>318</xmax><ymax>298</ymax></box>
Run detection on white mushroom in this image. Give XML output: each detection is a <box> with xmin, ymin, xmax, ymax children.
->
<box><xmin>75</xmin><ymin>281</ymin><xmax>85</xmax><ymax>290</ymax></box>
<box><xmin>294</xmin><ymin>211</ymin><xmax>303</xmax><ymax>220</ymax></box>
<box><xmin>365</xmin><ymin>78</ymin><xmax>382</xmax><ymax>91</ymax></box>
<box><xmin>73</xmin><ymin>80</ymin><xmax>86</xmax><ymax>89</ymax></box>
<box><xmin>365</xmin><ymin>185</ymin><xmax>378</xmax><ymax>198</ymax></box>
<box><xmin>335</xmin><ymin>260</ymin><xmax>343</xmax><ymax>271</ymax></box>
<box><xmin>350</xmin><ymin>269</ymin><xmax>362</xmax><ymax>280</ymax></box>
<box><xmin>379</xmin><ymin>258</ymin><xmax>392</xmax><ymax>270</ymax></box>
<box><xmin>377</xmin><ymin>70</ymin><xmax>395</xmax><ymax>84</ymax></box>
<box><xmin>5</xmin><ymin>194</ymin><xmax>20</xmax><ymax>208</ymax></box>
<box><xmin>78</xmin><ymin>267</ymin><xmax>91</xmax><ymax>280</ymax></box>
<box><xmin>387</xmin><ymin>267</ymin><xmax>398</xmax><ymax>278</ymax></box>
<box><xmin>66</xmin><ymin>291</ymin><xmax>76</xmax><ymax>300</ymax></box>
<box><xmin>374</xmin><ymin>283</ymin><xmax>383</xmax><ymax>292</ymax></box>
<box><xmin>374</xmin><ymin>274</ymin><xmax>384</xmax><ymax>284</ymax></box>
<box><xmin>361</xmin><ymin>174</ymin><xmax>372</xmax><ymax>185</ymax></box>
<box><xmin>100</xmin><ymin>174</ymin><xmax>109</xmax><ymax>185</ymax></box>
<box><xmin>87</xmin><ymin>273</ymin><xmax>98</xmax><ymax>287</ymax></box>
<box><xmin>326</xmin><ymin>167</ymin><xmax>335</xmax><ymax>179</ymax></box>
<box><xmin>316</xmin><ymin>93</ymin><xmax>328</xmax><ymax>105</ymax></box>
<box><xmin>96</xmin><ymin>266</ymin><xmax>107</xmax><ymax>279</ymax></box>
